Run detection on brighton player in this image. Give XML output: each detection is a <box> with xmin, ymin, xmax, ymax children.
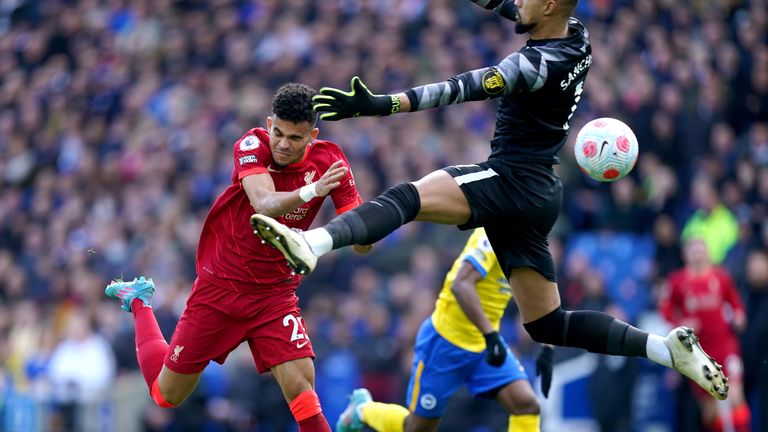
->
<box><xmin>660</xmin><ymin>238</ymin><xmax>751</xmax><ymax>431</ymax></box>
<box><xmin>105</xmin><ymin>83</ymin><xmax>369</xmax><ymax>432</ymax></box>
<box><xmin>251</xmin><ymin>0</ymin><xmax>729</xmax><ymax>401</ymax></box>
<box><xmin>336</xmin><ymin>228</ymin><xmax>554</xmax><ymax>432</ymax></box>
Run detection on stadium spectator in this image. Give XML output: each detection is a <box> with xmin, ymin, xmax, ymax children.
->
<box><xmin>740</xmin><ymin>249</ymin><xmax>768</xmax><ymax>432</ymax></box>
<box><xmin>46</xmin><ymin>309</ymin><xmax>116</xmax><ymax>432</ymax></box>
<box><xmin>587</xmin><ymin>304</ymin><xmax>641</xmax><ymax>432</ymax></box>
<box><xmin>681</xmin><ymin>176</ymin><xmax>739</xmax><ymax>264</ymax></box>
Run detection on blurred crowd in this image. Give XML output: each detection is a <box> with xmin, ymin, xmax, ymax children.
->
<box><xmin>0</xmin><ymin>0</ymin><xmax>767</xmax><ymax>431</ymax></box>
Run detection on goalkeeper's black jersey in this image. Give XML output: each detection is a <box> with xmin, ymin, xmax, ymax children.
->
<box><xmin>405</xmin><ymin>18</ymin><xmax>591</xmax><ymax>165</ymax></box>
<box><xmin>490</xmin><ymin>19</ymin><xmax>591</xmax><ymax>164</ymax></box>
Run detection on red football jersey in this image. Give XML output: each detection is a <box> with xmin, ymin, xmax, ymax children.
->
<box><xmin>660</xmin><ymin>267</ymin><xmax>746</xmax><ymax>357</ymax></box>
<box><xmin>196</xmin><ymin>127</ymin><xmax>362</xmax><ymax>295</ymax></box>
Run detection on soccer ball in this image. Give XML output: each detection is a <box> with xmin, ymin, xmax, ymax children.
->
<box><xmin>574</xmin><ymin>117</ymin><xmax>639</xmax><ymax>182</ymax></box>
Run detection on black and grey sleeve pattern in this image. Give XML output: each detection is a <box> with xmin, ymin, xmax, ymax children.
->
<box><xmin>404</xmin><ymin>49</ymin><xmax>547</xmax><ymax>112</ymax></box>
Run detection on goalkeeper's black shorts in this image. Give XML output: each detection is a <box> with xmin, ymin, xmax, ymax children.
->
<box><xmin>443</xmin><ymin>158</ymin><xmax>562</xmax><ymax>282</ymax></box>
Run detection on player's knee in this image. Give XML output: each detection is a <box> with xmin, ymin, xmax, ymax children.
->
<box><xmin>151</xmin><ymin>379</ymin><xmax>181</xmax><ymax>408</ymax></box>
<box><xmin>523</xmin><ymin>307</ymin><xmax>566</xmax><ymax>345</ymax></box>
<box><xmin>381</xmin><ymin>182</ymin><xmax>421</xmax><ymax>222</ymax></box>
<box><xmin>283</xmin><ymin>381</ymin><xmax>313</xmax><ymax>402</ymax></box>
<box><xmin>499</xmin><ymin>381</ymin><xmax>541</xmax><ymax>416</ymax></box>
<box><xmin>159</xmin><ymin>394</ymin><xmax>183</xmax><ymax>407</ymax></box>
<box><xmin>158</xmin><ymin>388</ymin><xmax>193</xmax><ymax>407</ymax></box>
<box><xmin>509</xmin><ymin>394</ymin><xmax>540</xmax><ymax>416</ymax></box>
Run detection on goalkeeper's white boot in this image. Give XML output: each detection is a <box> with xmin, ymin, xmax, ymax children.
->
<box><xmin>250</xmin><ymin>214</ymin><xmax>317</xmax><ymax>275</ymax></box>
<box><xmin>666</xmin><ymin>326</ymin><xmax>729</xmax><ymax>400</ymax></box>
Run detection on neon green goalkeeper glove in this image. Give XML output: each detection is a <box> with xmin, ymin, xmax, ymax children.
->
<box><xmin>312</xmin><ymin>76</ymin><xmax>401</xmax><ymax>121</ymax></box>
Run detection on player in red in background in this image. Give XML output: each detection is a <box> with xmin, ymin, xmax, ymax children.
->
<box><xmin>104</xmin><ymin>83</ymin><xmax>369</xmax><ymax>432</ymax></box>
<box><xmin>660</xmin><ymin>237</ymin><xmax>750</xmax><ymax>432</ymax></box>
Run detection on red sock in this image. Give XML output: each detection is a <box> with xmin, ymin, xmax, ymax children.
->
<box><xmin>131</xmin><ymin>298</ymin><xmax>169</xmax><ymax>389</ymax></box>
<box><xmin>298</xmin><ymin>414</ymin><xmax>331</xmax><ymax>432</ymax></box>
<box><xmin>289</xmin><ymin>390</ymin><xmax>331</xmax><ymax>432</ymax></box>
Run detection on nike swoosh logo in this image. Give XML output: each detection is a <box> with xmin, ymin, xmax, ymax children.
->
<box><xmin>296</xmin><ymin>340</ymin><xmax>309</xmax><ymax>349</ymax></box>
<box><xmin>599</xmin><ymin>140</ymin><xmax>608</xmax><ymax>158</ymax></box>
<box><xmin>267</xmin><ymin>166</ymin><xmax>279</xmax><ymax>172</ymax></box>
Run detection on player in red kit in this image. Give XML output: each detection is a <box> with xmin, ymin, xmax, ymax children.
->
<box><xmin>104</xmin><ymin>83</ymin><xmax>369</xmax><ymax>432</ymax></box>
<box><xmin>660</xmin><ymin>237</ymin><xmax>750</xmax><ymax>432</ymax></box>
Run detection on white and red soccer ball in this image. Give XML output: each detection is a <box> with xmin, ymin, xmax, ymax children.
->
<box><xmin>574</xmin><ymin>117</ymin><xmax>639</xmax><ymax>182</ymax></box>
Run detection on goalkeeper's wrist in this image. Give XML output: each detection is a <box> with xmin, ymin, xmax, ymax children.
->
<box><xmin>299</xmin><ymin>183</ymin><xmax>318</xmax><ymax>202</ymax></box>
<box><xmin>388</xmin><ymin>94</ymin><xmax>402</xmax><ymax>114</ymax></box>
<box><xmin>374</xmin><ymin>94</ymin><xmax>402</xmax><ymax>116</ymax></box>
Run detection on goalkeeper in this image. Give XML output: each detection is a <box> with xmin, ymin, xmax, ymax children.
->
<box><xmin>252</xmin><ymin>0</ymin><xmax>729</xmax><ymax>402</ymax></box>
<box><xmin>336</xmin><ymin>228</ymin><xmax>554</xmax><ymax>432</ymax></box>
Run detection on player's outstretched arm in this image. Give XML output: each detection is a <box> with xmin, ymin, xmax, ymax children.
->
<box><xmin>313</xmin><ymin>59</ymin><xmax>525</xmax><ymax>121</ymax></box>
<box><xmin>467</xmin><ymin>0</ymin><xmax>518</xmax><ymax>21</ymax></box>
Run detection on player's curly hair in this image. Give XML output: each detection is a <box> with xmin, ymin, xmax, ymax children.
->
<box><xmin>271</xmin><ymin>83</ymin><xmax>318</xmax><ymax>126</ymax></box>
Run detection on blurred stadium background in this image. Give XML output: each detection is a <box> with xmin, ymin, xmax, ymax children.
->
<box><xmin>1</xmin><ymin>0</ymin><xmax>767</xmax><ymax>431</ymax></box>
